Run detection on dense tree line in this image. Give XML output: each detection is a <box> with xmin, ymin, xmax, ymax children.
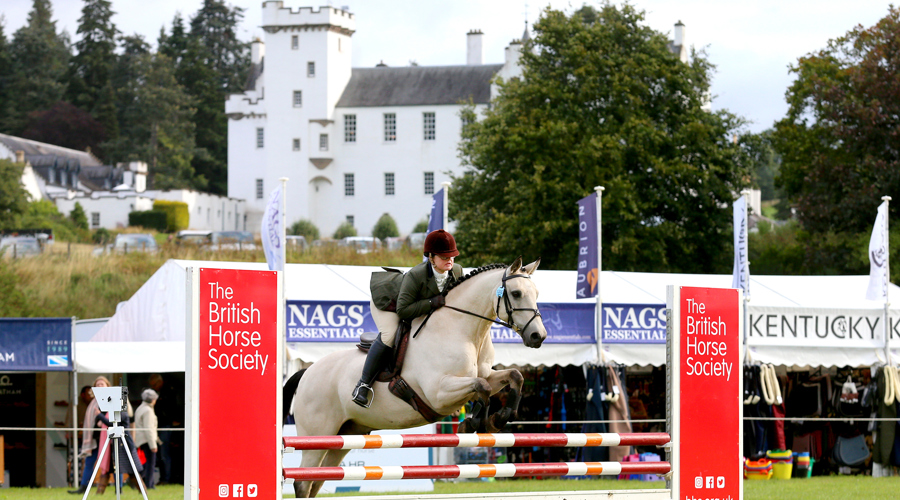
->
<box><xmin>0</xmin><ymin>0</ymin><xmax>248</xmax><ymax>194</ymax></box>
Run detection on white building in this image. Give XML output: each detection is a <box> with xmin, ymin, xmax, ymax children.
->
<box><xmin>0</xmin><ymin>133</ymin><xmax>246</xmax><ymax>231</ymax></box>
<box><xmin>226</xmin><ymin>2</ymin><xmax>529</xmax><ymax>237</ymax></box>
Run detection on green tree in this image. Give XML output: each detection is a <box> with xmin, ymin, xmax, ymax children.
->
<box><xmin>772</xmin><ymin>6</ymin><xmax>900</xmax><ymax>233</ymax></box>
<box><xmin>21</xmin><ymin>101</ymin><xmax>105</xmax><ymax>154</ymax></box>
<box><xmin>106</xmin><ymin>36</ymin><xmax>200</xmax><ymax>190</ymax></box>
<box><xmin>412</xmin><ymin>219</ymin><xmax>428</xmax><ymax>233</ymax></box>
<box><xmin>7</xmin><ymin>0</ymin><xmax>71</xmax><ymax>133</ymax></box>
<box><xmin>372</xmin><ymin>213</ymin><xmax>399</xmax><ymax>241</ymax></box>
<box><xmin>69</xmin><ymin>201</ymin><xmax>88</xmax><ymax>230</ymax></box>
<box><xmin>453</xmin><ymin>4</ymin><xmax>749</xmax><ymax>271</ymax></box>
<box><xmin>738</xmin><ymin>130</ymin><xmax>781</xmax><ymax>203</ymax></box>
<box><xmin>181</xmin><ymin>0</ymin><xmax>250</xmax><ymax>195</ymax></box>
<box><xmin>0</xmin><ymin>19</ymin><xmax>15</xmax><ymax>133</ymax></box>
<box><xmin>333</xmin><ymin>222</ymin><xmax>357</xmax><ymax>240</ymax></box>
<box><xmin>0</xmin><ymin>158</ymin><xmax>29</xmax><ymax>228</ymax></box>
<box><xmin>66</xmin><ymin>0</ymin><xmax>119</xmax><ymax>145</ymax></box>
<box><xmin>289</xmin><ymin>219</ymin><xmax>320</xmax><ymax>241</ymax></box>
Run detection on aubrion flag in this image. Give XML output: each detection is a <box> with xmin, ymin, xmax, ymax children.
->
<box><xmin>261</xmin><ymin>184</ymin><xmax>284</xmax><ymax>272</ymax></box>
<box><xmin>866</xmin><ymin>201</ymin><xmax>889</xmax><ymax>301</ymax></box>
<box><xmin>731</xmin><ymin>196</ymin><xmax>749</xmax><ymax>294</ymax></box>
<box><xmin>427</xmin><ymin>188</ymin><xmax>444</xmax><ymax>234</ymax></box>
<box><xmin>576</xmin><ymin>193</ymin><xmax>598</xmax><ymax>299</ymax></box>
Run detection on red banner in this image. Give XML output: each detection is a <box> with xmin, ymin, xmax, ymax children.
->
<box><xmin>679</xmin><ymin>287</ymin><xmax>740</xmax><ymax>500</ymax></box>
<box><xmin>199</xmin><ymin>268</ymin><xmax>279</xmax><ymax>499</ymax></box>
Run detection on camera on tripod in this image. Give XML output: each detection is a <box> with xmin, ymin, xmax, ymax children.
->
<box><xmin>92</xmin><ymin>386</ymin><xmax>128</xmax><ymax>415</ymax></box>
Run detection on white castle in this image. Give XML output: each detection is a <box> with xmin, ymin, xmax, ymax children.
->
<box><xmin>225</xmin><ymin>2</ymin><xmax>528</xmax><ymax>237</ymax></box>
<box><xmin>226</xmin><ymin>2</ymin><xmax>688</xmax><ymax>238</ymax></box>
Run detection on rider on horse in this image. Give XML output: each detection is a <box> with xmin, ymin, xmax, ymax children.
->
<box><xmin>351</xmin><ymin>229</ymin><xmax>464</xmax><ymax>407</ymax></box>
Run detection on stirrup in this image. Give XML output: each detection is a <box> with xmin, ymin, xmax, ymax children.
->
<box><xmin>351</xmin><ymin>382</ymin><xmax>374</xmax><ymax>408</ymax></box>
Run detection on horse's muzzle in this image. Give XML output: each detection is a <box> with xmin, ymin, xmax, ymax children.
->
<box><xmin>525</xmin><ymin>330</ymin><xmax>545</xmax><ymax>348</ymax></box>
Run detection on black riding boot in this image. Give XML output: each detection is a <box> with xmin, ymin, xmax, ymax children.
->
<box><xmin>351</xmin><ymin>334</ymin><xmax>393</xmax><ymax>408</ymax></box>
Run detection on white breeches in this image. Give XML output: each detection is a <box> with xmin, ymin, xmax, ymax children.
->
<box><xmin>369</xmin><ymin>299</ymin><xmax>400</xmax><ymax>347</ymax></box>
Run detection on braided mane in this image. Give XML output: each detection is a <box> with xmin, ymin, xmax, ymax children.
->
<box><xmin>443</xmin><ymin>263</ymin><xmax>508</xmax><ymax>296</ymax></box>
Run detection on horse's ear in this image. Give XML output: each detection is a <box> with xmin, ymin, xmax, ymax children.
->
<box><xmin>508</xmin><ymin>256</ymin><xmax>523</xmax><ymax>274</ymax></box>
<box><xmin>523</xmin><ymin>258</ymin><xmax>541</xmax><ymax>275</ymax></box>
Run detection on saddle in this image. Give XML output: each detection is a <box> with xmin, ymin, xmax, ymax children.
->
<box><xmin>355</xmin><ymin>322</ymin><xmax>444</xmax><ymax>422</ymax></box>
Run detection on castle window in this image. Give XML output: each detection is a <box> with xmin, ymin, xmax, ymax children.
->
<box><xmin>256</xmin><ymin>179</ymin><xmax>263</xmax><ymax>199</ymax></box>
<box><xmin>338</xmin><ymin>38</ymin><xmax>342</xmax><ymax>52</ymax></box>
<box><xmin>344</xmin><ymin>114</ymin><xmax>356</xmax><ymax>142</ymax></box>
<box><xmin>307</xmin><ymin>62</ymin><xmax>315</xmax><ymax>77</ymax></box>
<box><xmin>319</xmin><ymin>134</ymin><xmax>329</xmax><ymax>151</ymax></box>
<box><xmin>424</xmin><ymin>172</ymin><xmax>434</xmax><ymax>195</ymax></box>
<box><xmin>346</xmin><ymin>215</ymin><xmax>354</xmax><ymax>226</ymax></box>
<box><xmin>256</xmin><ymin>128</ymin><xmax>264</xmax><ymax>148</ymax></box>
<box><xmin>293</xmin><ymin>138</ymin><xmax>301</xmax><ymax>151</ymax></box>
<box><xmin>292</xmin><ymin>35</ymin><xmax>298</xmax><ymax>50</ymax></box>
<box><xmin>423</xmin><ymin>112</ymin><xmax>435</xmax><ymax>140</ymax></box>
<box><xmin>384</xmin><ymin>113</ymin><xmax>396</xmax><ymax>142</ymax></box>
<box><xmin>91</xmin><ymin>212</ymin><xmax>100</xmax><ymax>228</ymax></box>
<box><xmin>293</xmin><ymin>90</ymin><xmax>302</xmax><ymax>107</ymax></box>
<box><xmin>344</xmin><ymin>173</ymin><xmax>354</xmax><ymax>196</ymax></box>
<box><xmin>384</xmin><ymin>172</ymin><xmax>395</xmax><ymax>196</ymax></box>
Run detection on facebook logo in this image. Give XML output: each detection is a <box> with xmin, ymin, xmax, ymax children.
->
<box><xmin>232</xmin><ymin>484</ymin><xmax>244</xmax><ymax>497</ymax></box>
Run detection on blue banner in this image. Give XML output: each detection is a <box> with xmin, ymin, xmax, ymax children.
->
<box><xmin>601</xmin><ymin>303</ymin><xmax>667</xmax><ymax>344</ymax></box>
<box><xmin>576</xmin><ymin>193</ymin><xmax>598</xmax><ymax>298</ymax></box>
<box><xmin>0</xmin><ymin>318</ymin><xmax>72</xmax><ymax>371</ymax></box>
<box><xmin>427</xmin><ymin>188</ymin><xmax>444</xmax><ymax>234</ymax></box>
<box><xmin>285</xmin><ymin>301</ymin><xmax>597</xmax><ymax>344</ymax></box>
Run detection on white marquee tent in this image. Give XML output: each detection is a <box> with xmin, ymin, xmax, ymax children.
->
<box><xmin>75</xmin><ymin>259</ymin><xmax>900</xmax><ymax>372</ymax></box>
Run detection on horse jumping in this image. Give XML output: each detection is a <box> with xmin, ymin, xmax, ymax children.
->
<box><xmin>282</xmin><ymin>257</ymin><xmax>546</xmax><ymax>498</ymax></box>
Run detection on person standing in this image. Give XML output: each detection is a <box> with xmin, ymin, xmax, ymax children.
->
<box><xmin>134</xmin><ymin>389</ymin><xmax>160</xmax><ymax>489</ymax></box>
<box><xmin>69</xmin><ymin>376</ymin><xmax>112</xmax><ymax>495</ymax></box>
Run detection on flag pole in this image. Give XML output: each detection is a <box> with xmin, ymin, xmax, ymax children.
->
<box><xmin>884</xmin><ymin>195</ymin><xmax>892</xmax><ymax>367</ymax></box>
<box><xmin>595</xmin><ymin>186</ymin><xmax>605</xmax><ymax>364</ymax></box>
<box><xmin>442</xmin><ymin>181</ymin><xmax>451</xmax><ymax>230</ymax></box>
<box><xmin>280</xmin><ymin>177</ymin><xmax>289</xmax><ymax>377</ymax></box>
<box><xmin>741</xmin><ymin>189</ymin><xmax>751</xmax><ymax>363</ymax></box>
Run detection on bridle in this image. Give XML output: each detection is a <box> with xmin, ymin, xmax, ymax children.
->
<box><xmin>435</xmin><ymin>268</ymin><xmax>542</xmax><ymax>336</ymax></box>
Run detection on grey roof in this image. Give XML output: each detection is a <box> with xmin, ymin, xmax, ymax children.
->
<box><xmin>335</xmin><ymin>64</ymin><xmax>503</xmax><ymax>107</ymax></box>
<box><xmin>0</xmin><ymin>133</ymin><xmax>103</xmax><ymax>167</ymax></box>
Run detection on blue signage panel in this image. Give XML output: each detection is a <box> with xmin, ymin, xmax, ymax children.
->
<box><xmin>0</xmin><ymin>318</ymin><xmax>72</xmax><ymax>371</ymax></box>
<box><xmin>285</xmin><ymin>301</ymin><xmax>597</xmax><ymax>344</ymax></box>
<box><xmin>601</xmin><ymin>303</ymin><xmax>667</xmax><ymax>344</ymax></box>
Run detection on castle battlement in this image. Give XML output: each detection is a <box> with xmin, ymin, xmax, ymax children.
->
<box><xmin>262</xmin><ymin>2</ymin><xmax>355</xmax><ymax>36</ymax></box>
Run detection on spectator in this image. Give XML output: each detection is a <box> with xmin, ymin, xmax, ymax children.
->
<box><xmin>69</xmin><ymin>376</ymin><xmax>112</xmax><ymax>495</ymax></box>
<box><xmin>134</xmin><ymin>389</ymin><xmax>160</xmax><ymax>489</ymax></box>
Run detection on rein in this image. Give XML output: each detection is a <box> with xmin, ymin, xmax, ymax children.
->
<box><xmin>414</xmin><ymin>268</ymin><xmax>541</xmax><ymax>337</ymax></box>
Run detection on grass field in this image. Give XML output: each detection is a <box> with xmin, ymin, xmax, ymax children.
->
<box><xmin>1</xmin><ymin>476</ymin><xmax>899</xmax><ymax>500</ymax></box>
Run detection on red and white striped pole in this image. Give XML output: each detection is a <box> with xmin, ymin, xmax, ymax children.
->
<box><xmin>284</xmin><ymin>432</ymin><xmax>669</xmax><ymax>451</ymax></box>
<box><xmin>283</xmin><ymin>461</ymin><xmax>670</xmax><ymax>481</ymax></box>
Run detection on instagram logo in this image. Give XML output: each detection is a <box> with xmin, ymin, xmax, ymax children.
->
<box><xmin>694</xmin><ymin>476</ymin><xmax>703</xmax><ymax>488</ymax></box>
<box><xmin>218</xmin><ymin>484</ymin><xmax>228</xmax><ymax>497</ymax></box>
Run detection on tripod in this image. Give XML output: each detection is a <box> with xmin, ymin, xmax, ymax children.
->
<box><xmin>81</xmin><ymin>411</ymin><xmax>149</xmax><ymax>500</ymax></box>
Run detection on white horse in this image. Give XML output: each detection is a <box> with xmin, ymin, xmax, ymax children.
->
<box><xmin>283</xmin><ymin>257</ymin><xmax>547</xmax><ymax>498</ymax></box>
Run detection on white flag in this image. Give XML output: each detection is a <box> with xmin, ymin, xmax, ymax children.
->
<box><xmin>731</xmin><ymin>196</ymin><xmax>749</xmax><ymax>294</ymax></box>
<box><xmin>866</xmin><ymin>201</ymin><xmax>889</xmax><ymax>301</ymax></box>
<box><xmin>261</xmin><ymin>185</ymin><xmax>284</xmax><ymax>272</ymax></box>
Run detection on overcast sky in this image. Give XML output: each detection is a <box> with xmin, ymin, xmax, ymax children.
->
<box><xmin>2</xmin><ymin>0</ymin><xmax>894</xmax><ymax>133</ymax></box>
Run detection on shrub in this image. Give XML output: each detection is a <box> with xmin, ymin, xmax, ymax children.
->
<box><xmin>128</xmin><ymin>210</ymin><xmax>168</xmax><ymax>232</ymax></box>
<box><xmin>93</xmin><ymin>227</ymin><xmax>112</xmax><ymax>245</ymax></box>
<box><xmin>69</xmin><ymin>202</ymin><xmax>89</xmax><ymax>230</ymax></box>
<box><xmin>412</xmin><ymin>219</ymin><xmax>429</xmax><ymax>233</ymax></box>
<box><xmin>372</xmin><ymin>213</ymin><xmax>399</xmax><ymax>241</ymax></box>
<box><xmin>289</xmin><ymin>219</ymin><xmax>320</xmax><ymax>241</ymax></box>
<box><xmin>333</xmin><ymin>222</ymin><xmax>357</xmax><ymax>239</ymax></box>
<box><xmin>152</xmin><ymin>200</ymin><xmax>189</xmax><ymax>232</ymax></box>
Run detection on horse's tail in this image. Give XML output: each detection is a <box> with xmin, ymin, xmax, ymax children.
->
<box><xmin>282</xmin><ymin>368</ymin><xmax>306</xmax><ymax>423</ymax></box>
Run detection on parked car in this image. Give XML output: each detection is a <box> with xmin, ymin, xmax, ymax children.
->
<box><xmin>210</xmin><ymin>231</ymin><xmax>258</xmax><ymax>251</ymax></box>
<box><xmin>340</xmin><ymin>236</ymin><xmax>382</xmax><ymax>254</ymax></box>
<box><xmin>113</xmin><ymin>233</ymin><xmax>159</xmax><ymax>254</ymax></box>
<box><xmin>176</xmin><ymin>230</ymin><xmax>212</xmax><ymax>246</ymax></box>
<box><xmin>384</xmin><ymin>236</ymin><xmax>405</xmax><ymax>251</ymax></box>
<box><xmin>286</xmin><ymin>235</ymin><xmax>308</xmax><ymax>251</ymax></box>
<box><xmin>406</xmin><ymin>232</ymin><xmax>427</xmax><ymax>249</ymax></box>
<box><xmin>0</xmin><ymin>236</ymin><xmax>43</xmax><ymax>258</ymax></box>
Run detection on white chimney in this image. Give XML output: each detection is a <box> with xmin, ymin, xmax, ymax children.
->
<box><xmin>674</xmin><ymin>21</ymin><xmax>685</xmax><ymax>48</ymax></box>
<box><xmin>251</xmin><ymin>37</ymin><xmax>265</xmax><ymax>65</ymax></box>
<box><xmin>467</xmin><ymin>29</ymin><xmax>483</xmax><ymax>65</ymax></box>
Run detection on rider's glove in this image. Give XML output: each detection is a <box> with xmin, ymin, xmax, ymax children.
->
<box><xmin>430</xmin><ymin>294</ymin><xmax>445</xmax><ymax>309</ymax></box>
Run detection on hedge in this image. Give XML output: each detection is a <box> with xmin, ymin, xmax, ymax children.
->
<box><xmin>128</xmin><ymin>210</ymin><xmax>168</xmax><ymax>232</ymax></box>
<box><xmin>152</xmin><ymin>200</ymin><xmax>190</xmax><ymax>232</ymax></box>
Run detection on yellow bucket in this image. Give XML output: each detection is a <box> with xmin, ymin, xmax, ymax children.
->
<box><xmin>772</xmin><ymin>462</ymin><xmax>793</xmax><ymax>480</ymax></box>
